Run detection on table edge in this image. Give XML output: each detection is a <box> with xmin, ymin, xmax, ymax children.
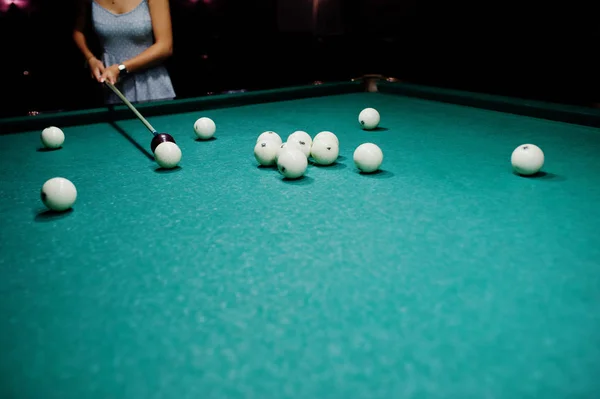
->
<box><xmin>2</xmin><ymin>79</ymin><xmax>599</xmax><ymax>134</ymax></box>
<box><xmin>0</xmin><ymin>82</ymin><xmax>361</xmax><ymax>134</ymax></box>
<box><xmin>378</xmin><ymin>82</ymin><xmax>600</xmax><ymax>128</ymax></box>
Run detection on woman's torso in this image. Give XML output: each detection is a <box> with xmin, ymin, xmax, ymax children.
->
<box><xmin>91</xmin><ymin>0</ymin><xmax>154</xmax><ymax>61</ymax></box>
<box><xmin>89</xmin><ymin>0</ymin><xmax>176</xmax><ymax>103</ymax></box>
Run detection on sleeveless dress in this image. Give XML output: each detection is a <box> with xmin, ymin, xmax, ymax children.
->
<box><xmin>91</xmin><ymin>0</ymin><xmax>176</xmax><ymax>104</ymax></box>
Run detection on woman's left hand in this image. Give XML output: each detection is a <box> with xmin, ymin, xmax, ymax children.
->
<box><xmin>100</xmin><ymin>64</ymin><xmax>120</xmax><ymax>84</ymax></box>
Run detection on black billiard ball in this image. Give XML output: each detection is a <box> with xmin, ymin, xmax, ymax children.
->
<box><xmin>151</xmin><ymin>133</ymin><xmax>176</xmax><ymax>153</ymax></box>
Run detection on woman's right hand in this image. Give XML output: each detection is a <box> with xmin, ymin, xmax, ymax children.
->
<box><xmin>87</xmin><ymin>57</ymin><xmax>105</xmax><ymax>82</ymax></box>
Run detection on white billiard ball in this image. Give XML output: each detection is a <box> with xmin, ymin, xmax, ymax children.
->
<box><xmin>310</xmin><ymin>139</ymin><xmax>339</xmax><ymax>165</ymax></box>
<box><xmin>277</xmin><ymin>148</ymin><xmax>308</xmax><ymax>179</ymax></box>
<box><xmin>254</xmin><ymin>140</ymin><xmax>278</xmax><ymax>166</ymax></box>
<box><xmin>41</xmin><ymin>177</ymin><xmax>77</xmax><ymax>212</ymax></box>
<box><xmin>41</xmin><ymin>126</ymin><xmax>65</xmax><ymax>149</ymax></box>
<box><xmin>276</xmin><ymin>141</ymin><xmax>301</xmax><ymax>161</ymax></box>
<box><xmin>287</xmin><ymin>134</ymin><xmax>311</xmax><ymax>158</ymax></box>
<box><xmin>511</xmin><ymin>144</ymin><xmax>544</xmax><ymax>175</ymax></box>
<box><xmin>314</xmin><ymin>131</ymin><xmax>339</xmax><ymax>146</ymax></box>
<box><xmin>275</xmin><ymin>142</ymin><xmax>287</xmax><ymax>161</ymax></box>
<box><xmin>154</xmin><ymin>142</ymin><xmax>182</xmax><ymax>169</ymax></box>
<box><xmin>257</xmin><ymin>131</ymin><xmax>282</xmax><ymax>146</ymax></box>
<box><xmin>193</xmin><ymin>117</ymin><xmax>216</xmax><ymax>140</ymax></box>
<box><xmin>353</xmin><ymin>143</ymin><xmax>383</xmax><ymax>173</ymax></box>
<box><xmin>358</xmin><ymin>108</ymin><xmax>380</xmax><ymax>130</ymax></box>
<box><xmin>288</xmin><ymin>130</ymin><xmax>312</xmax><ymax>148</ymax></box>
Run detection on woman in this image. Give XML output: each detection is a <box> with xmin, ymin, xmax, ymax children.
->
<box><xmin>73</xmin><ymin>0</ymin><xmax>176</xmax><ymax>104</ymax></box>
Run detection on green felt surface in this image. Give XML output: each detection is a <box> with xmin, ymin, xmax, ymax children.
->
<box><xmin>1</xmin><ymin>90</ymin><xmax>600</xmax><ymax>399</ymax></box>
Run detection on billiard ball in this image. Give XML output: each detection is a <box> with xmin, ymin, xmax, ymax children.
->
<box><xmin>254</xmin><ymin>140</ymin><xmax>278</xmax><ymax>166</ymax></box>
<box><xmin>277</xmin><ymin>148</ymin><xmax>308</xmax><ymax>179</ymax></box>
<box><xmin>276</xmin><ymin>141</ymin><xmax>302</xmax><ymax>161</ymax></box>
<box><xmin>310</xmin><ymin>139</ymin><xmax>339</xmax><ymax>165</ymax></box>
<box><xmin>193</xmin><ymin>117</ymin><xmax>216</xmax><ymax>140</ymax></box>
<box><xmin>288</xmin><ymin>130</ymin><xmax>312</xmax><ymax>148</ymax></box>
<box><xmin>287</xmin><ymin>135</ymin><xmax>311</xmax><ymax>158</ymax></box>
<box><xmin>511</xmin><ymin>144</ymin><xmax>544</xmax><ymax>176</ymax></box>
<box><xmin>257</xmin><ymin>131</ymin><xmax>282</xmax><ymax>146</ymax></box>
<box><xmin>314</xmin><ymin>131</ymin><xmax>339</xmax><ymax>146</ymax></box>
<box><xmin>275</xmin><ymin>142</ymin><xmax>287</xmax><ymax>162</ymax></box>
<box><xmin>154</xmin><ymin>142</ymin><xmax>182</xmax><ymax>169</ymax></box>
<box><xmin>41</xmin><ymin>126</ymin><xmax>65</xmax><ymax>149</ymax></box>
<box><xmin>41</xmin><ymin>177</ymin><xmax>77</xmax><ymax>212</ymax></box>
<box><xmin>354</xmin><ymin>143</ymin><xmax>383</xmax><ymax>173</ymax></box>
<box><xmin>358</xmin><ymin>108</ymin><xmax>380</xmax><ymax>130</ymax></box>
<box><xmin>150</xmin><ymin>133</ymin><xmax>176</xmax><ymax>153</ymax></box>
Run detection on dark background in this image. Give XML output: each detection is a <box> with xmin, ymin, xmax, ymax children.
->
<box><xmin>1</xmin><ymin>0</ymin><xmax>598</xmax><ymax>119</ymax></box>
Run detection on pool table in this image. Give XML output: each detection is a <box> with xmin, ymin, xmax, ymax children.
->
<box><xmin>1</xmin><ymin>79</ymin><xmax>600</xmax><ymax>399</ymax></box>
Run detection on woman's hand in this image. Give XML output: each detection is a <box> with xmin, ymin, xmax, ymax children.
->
<box><xmin>87</xmin><ymin>57</ymin><xmax>105</xmax><ymax>82</ymax></box>
<box><xmin>99</xmin><ymin>64</ymin><xmax>120</xmax><ymax>85</ymax></box>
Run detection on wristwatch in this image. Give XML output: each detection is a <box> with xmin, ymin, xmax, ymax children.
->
<box><xmin>118</xmin><ymin>64</ymin><xmax>129</xmax><ymax>76</ymax></box>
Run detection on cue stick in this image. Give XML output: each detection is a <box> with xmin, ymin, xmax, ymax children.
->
<box><xmin>104</xmin><ymin>81</ymin><xmax>158</xmax><ymax>136</ymax></box>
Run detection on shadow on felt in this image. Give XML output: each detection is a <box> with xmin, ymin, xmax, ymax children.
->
<box><xmin>256</xmin><ymin>164</ymin><xmax>277</xmax><ymax>171</ymax></box>
<box><xmin>357</xmin><ymin>169</ymin><xmax>394</xmax><ymax>178</ymax></box>
<box><xmin>34</xmin><ymin>208</ymin><xmax>74</xmax><ymax>222</ymax></box>
<box><xmin>309</xmin><ymin>161</ymin><xmax>347</xmax><ymax>170</ymax></box>
<box><xmin>153</xmin><ymin>166</ymin><xmax>182</xmax><ymax>173</ymax></box>
<box><xmin>109</xmin><ymin>121</ymin><xmax>155</xmax><ymax>160</ymax></box>
<box><xmin>513</xmin><ymin>171</ymin><xmax>564</xmax><ymax>181</ymax></box>
<box><xmin>280</xmin><ymin>175</ymin><xmax>314</xmax><ymax>185</ymax></box>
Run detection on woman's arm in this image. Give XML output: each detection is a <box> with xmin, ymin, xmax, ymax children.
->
<box><xmin>122</xmin><ymin>0</ymin><xmax>174</xmax><ymax>72</ymax></box>
<box><xmin>73</xmin><ymin>0</ymin><xmax>105</xmax><ymax>80</ymax></box>
<box><xmin>73</xmin><ymin>1</ymin><xmax>94</xmax><ymax>61</ymax></box>
<box><xmin>100</xmin><ymin>0</ymin><xmax>173</xmax><ymax>83</ymax></box>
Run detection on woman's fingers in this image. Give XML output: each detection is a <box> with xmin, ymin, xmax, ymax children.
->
<box><xmin>93</xmin><ymin>67</ymin><xmax>102</xmax><ymax>81</ymax></box>
<box><xmin>89</xmin><ymin>60</ymin><xmax>105</xmax><ymax>82</ymax></box>
<box><xmin>99</xmin><ymin>69</ymin><xmax>107</xmax><ymax>83</ymax></box>
<box><xmin>97</xmin><ymin>63</ymin><xmax>106</xmax><ymax>82</ymax></box>
<box><xmin>100</xmin><ymin>69</ymin><xmax>115</xmax><ymax>84</ymax></box>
